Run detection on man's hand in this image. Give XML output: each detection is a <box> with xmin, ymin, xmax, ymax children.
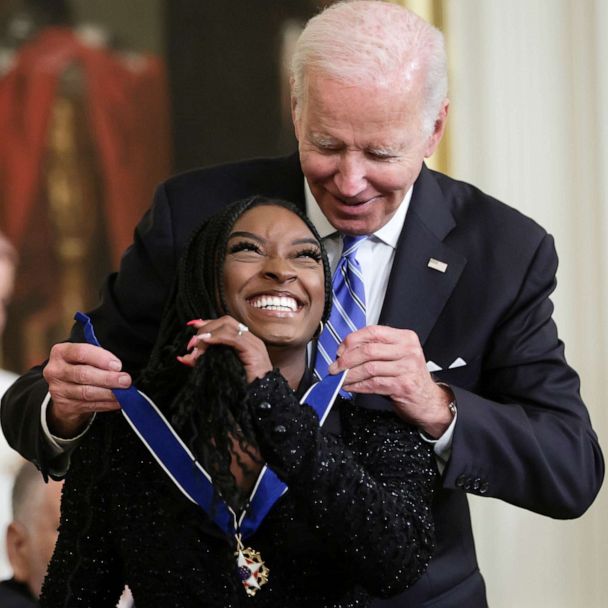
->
<box><xmin>328</xmin><ymin>325</ymin><xmax>454</xmax><ymax>438</ymax></box>
<box><xmin>42</xmin><ymin>343</ymin><xmax>131</xmax><ymax>439</ymax></box>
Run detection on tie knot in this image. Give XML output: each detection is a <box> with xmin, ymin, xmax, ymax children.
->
<box><xmin>341</xmin><ymin>234</ymin><xmax>367</xmax><ymax>257</ymax></box>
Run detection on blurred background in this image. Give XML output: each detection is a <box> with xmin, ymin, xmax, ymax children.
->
<box><xmin>0</xmin><ymin>0</ymin><xmax>605</xmax><ymax>606</ymax></box>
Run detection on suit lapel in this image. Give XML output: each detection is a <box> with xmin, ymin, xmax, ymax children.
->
<box><xmin>360</xmin><ymin>166</ymin><xmax>467</xmax><ymax>411</ymax></box>
<box><xmin>380</xmin><ymin>166</ymin><xmax>466</xmax><ymax>344</ymax></box>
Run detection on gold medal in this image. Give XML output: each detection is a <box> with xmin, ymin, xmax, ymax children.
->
<box><xmin>235</xmin><ymin>535</ymin><xmax>270</xmax><ymax>596</ymax></box>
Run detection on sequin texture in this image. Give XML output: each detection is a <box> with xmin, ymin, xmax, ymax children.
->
<box><xmin>40</xmin><ymin>371</ymin><xmax>437</xmax><ymax>607</ymax></box>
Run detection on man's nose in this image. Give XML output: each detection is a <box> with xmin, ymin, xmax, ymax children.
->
<box><xmin>263</xmin><ymin>257</ymin><xmax>297</xmax><ymax>282</ymax></box>
<box><xmin>334</xmin><ymin>153</ymin><xmax>367</xmax><ymax>198</ymax></box>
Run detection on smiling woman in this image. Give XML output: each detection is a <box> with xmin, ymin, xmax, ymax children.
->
<box><xmin>223</xmin><ymin>204</ymin><xmax>326</xmax><ymax>351</ymax></box>
<box><xmin>40</xmin><ymin>196</ymin><xmax>438</xmax><ymax>608</ymax></box>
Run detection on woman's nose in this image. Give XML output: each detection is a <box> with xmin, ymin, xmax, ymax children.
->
<box><xmin>262</xmin><ymin>257</ymin><xmax>297</xmax><ymax>282</ymax></box>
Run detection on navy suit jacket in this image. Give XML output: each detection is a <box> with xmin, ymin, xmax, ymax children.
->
<box><xmin>2</xmin><ymin>153</ymin><xmax>603</xmax><ymax>607</ymax></box>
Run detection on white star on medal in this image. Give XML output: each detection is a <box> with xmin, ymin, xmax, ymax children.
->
<box><xmin>235</xmin><ymin>536</ymin><xmax>269</xmax><ymax>596</ymax></box>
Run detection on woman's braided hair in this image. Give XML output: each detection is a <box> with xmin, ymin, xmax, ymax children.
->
<box><xmin>137</xmin><ymin>195</ymin><xmax>332</xmax><ymax>509</ymax></box>
<box><xmin>59</xmin><ymin>196</ymin><xmax>331</xmax><ymax>604</ymax></box>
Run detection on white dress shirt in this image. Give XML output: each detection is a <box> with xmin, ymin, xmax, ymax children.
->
<box><xmin>304</xmin><ymin>181</ymin><xmax>455</xmax><ymax>471</ymax></box>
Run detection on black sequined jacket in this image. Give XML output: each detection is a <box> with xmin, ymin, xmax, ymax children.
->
<box><xmin>40</xmin><ymin>371</ymin><xmax>437</xmax><ymax>608</ymax></box>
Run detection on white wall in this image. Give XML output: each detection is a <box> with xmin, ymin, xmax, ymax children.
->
<box><xmin>444</xmin><ymin>1</ymin><xmax>607</xmax><ymax>606</ymax></box>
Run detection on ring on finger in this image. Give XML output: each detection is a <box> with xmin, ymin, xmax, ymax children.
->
<box><xmin>236</xmin><ymin>322</ymin><xmax>249</xmax><ymax>337</ymax></box>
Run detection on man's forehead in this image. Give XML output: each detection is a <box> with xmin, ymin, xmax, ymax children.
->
<box><xmin>300</xmin><ymin>73</ymin><xmax>425</xmax><ymax>128</ymax></box>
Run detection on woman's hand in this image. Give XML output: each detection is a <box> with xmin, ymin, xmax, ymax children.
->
<box><xmin>177</xmin><ymin>317</ymin><xmax>273</xmax><ymax>384</ymax></box>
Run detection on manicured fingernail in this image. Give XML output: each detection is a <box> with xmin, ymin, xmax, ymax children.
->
<box><xmin>187</xmin><ymin>336</ymin><xmax>197</xmax><ymax>351</ymax></box>
<box><xmin>176</xmin><ymin>355</ymin><xmax>193</xmax><ymax>367</ymax></box>
<box><xmin>108</xmin><ymin>360</ymin><xmax>121</xmax><ymax>371</ymax></box>
<box><xmin>186</xmin><ymin>319</ymin><xmax>204</xmax><ymax>327</ymax></box>
<box><xmin>118</xmin><ymin>374</ymin><xmax>131</xmax><ymax>387</ymax></box>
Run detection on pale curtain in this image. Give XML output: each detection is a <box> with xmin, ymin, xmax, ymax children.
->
<box><xmin>443</xmin><ymin>1</ymin><xmax>607</xmax><ymax>606</ymax></box>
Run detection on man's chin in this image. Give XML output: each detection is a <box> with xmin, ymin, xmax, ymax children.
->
<box><xmin>323</xmin><ymin>213</ymin><xmax>382</xmax><ymax>236</ymax></box>
<box><xmin>319</xmin><ymin>198</ymin><xmax>386</xmax><ymax>234</ymax></box>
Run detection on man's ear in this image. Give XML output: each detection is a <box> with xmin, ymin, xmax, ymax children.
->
<box><xmin>6</xmin><ymin>521</ymin><xmax>29</xmax><ymax>583</ymax></box>
<box><xmin>290</xmin><ymin>79</ymin><xmax>301</xmax><ymax>142</ymax></box>
<box><xmin>424</xmin><ymin>98</ymin><xmax>449</xmax><ymax>158</ymax></box>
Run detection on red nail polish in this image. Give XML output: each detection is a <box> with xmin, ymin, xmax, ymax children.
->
<box><xmin>176</xmin><ymin>355</ymin><xmax>194</xmax><ymax>368</ymax></box>
<box><xmin>186</xmin><ymin>319</ymin><xmax>204</xmax><ymax>327</ymax></box>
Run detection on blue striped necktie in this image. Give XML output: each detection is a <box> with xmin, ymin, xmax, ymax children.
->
<box><xmin>314</xmin><ymin>234</ymin><xmax>367</xmax><ymax>390</ymax></box>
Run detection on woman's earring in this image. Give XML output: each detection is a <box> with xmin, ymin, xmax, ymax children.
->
<box><xmin>315</xmin><ymin>320</ymin><xmax>324</xmax><ymax>338</ymax></box>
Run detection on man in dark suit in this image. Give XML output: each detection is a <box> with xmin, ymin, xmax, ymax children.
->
<box><xmin>1</xmin><ymin>2</ymin><xmax>603</xmax><ymax>606</ymax></box>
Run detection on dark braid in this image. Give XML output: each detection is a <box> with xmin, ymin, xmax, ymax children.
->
<box><xmin>58</xmin><ymin>196</ymin><xmax>331</xmax><ymax>599</ymax></box>
<box><xmin>138</xmin><ymin>195</ymin><xmax>332</xmax><ymax>510</ymax></box>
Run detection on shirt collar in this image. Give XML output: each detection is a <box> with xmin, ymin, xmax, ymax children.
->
<box><xmin>304</xmin><ymin>180</ymin><xmax>413</xmax><ymax>249</ymax></box>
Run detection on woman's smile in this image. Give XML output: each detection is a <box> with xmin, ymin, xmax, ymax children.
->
<box><xmin>223</xmin><ymin>205</ymin><xmax>325</xmax><ymax>348</ymax></box>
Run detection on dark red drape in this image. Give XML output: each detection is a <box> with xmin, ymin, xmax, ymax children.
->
<box><xmin>0</xmin><ymin>26</ymin><xmax>172</xmax><ymax>265</ymax></box>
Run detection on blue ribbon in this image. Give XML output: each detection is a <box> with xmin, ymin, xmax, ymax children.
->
<box><xmin>75</xmin><ymin>312</ymin><xmax>346</xmax><ymax>540</ymax></box>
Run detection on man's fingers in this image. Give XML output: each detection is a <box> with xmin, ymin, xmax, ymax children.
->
<box><xmin>44</xmin><ymin>343</ymin><xmax>131</xmax><ymax>391</ymax></box>
<box><xmin>343</xmin><ymin>376</ymin><xmax>394</xmax><ymax>395</ymax></box>
<box><xmin>52</xmin><ymin>398</ymin><xmax>121</xmax><ymax>416</ymax></box>
<box><xmin>69</xmin><ymin>366</ymin><xmax>131</xmax><ymax>390</ymax></box>
<box><xmin>333</xmin><ymin>341</ymin><xmax>413</xmax><ymax>370</ymax></box>
<box><xmin>337</xmin><ymin>325</ymin><xmax>418</xmax><ymax>354</ymax></box>
<box><xmin>49</xmin><ymin>379</ymin><xmax>120</xmax><ymax>413</ymax></box>
<box><xmin>50</xmin><ymin>342</ymin><xmax>123</xmax><ymax>371</ymax></box>
<box><xmin>340</xmin><ymin>359</ymin><xmax>409</xmax><ymax>383</ymax></box>
<box><xmin>76</xmin><ymin>400</ymin><xmax>121</xmax><ymax>413</ymax></box>
<box><xmin>56</xmin><ymin>382</ymin><xmax>119</xmax><ymax>405</ymax></box>
<box><xmin>45</xmin><ymin>363</ymin><xmax>131</xmax><ymax>391</ymax></box>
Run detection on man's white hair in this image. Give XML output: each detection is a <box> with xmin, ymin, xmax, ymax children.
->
<box><xmin>290</xmin><ymin>0</ymin><xmax>448</xmax><ymax>136</ymax></box>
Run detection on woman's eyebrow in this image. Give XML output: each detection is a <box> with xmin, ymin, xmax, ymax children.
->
<box><xmin>292</xmin><ymin>237</ymin><xmax>320</xmax><ymax>246</ymax></box>
<box><xmin>227</xmin><ymin>231</ymin><xmax>264</xmax><ymax>242</ymax></box>
<box><xmin>227</xmin><ymin>232</ymin><xmax>319</xmax><ymax>247</ymax></box>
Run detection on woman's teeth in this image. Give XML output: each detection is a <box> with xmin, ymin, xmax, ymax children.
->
<box><xmin>250</xmin><ymin>295</ymin><xmax>298</xmax><ymax>312</ymax></box>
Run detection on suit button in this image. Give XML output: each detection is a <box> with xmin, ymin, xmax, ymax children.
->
<box><xmin>479</xmin><ymin>481</ymin><xmax>489</xmax><ymax>494</ymax></box>
<box><xmin>456</xmin><ymin>474</ymin><xmax>467</xmax><ymax>488</ymax></box>
<box><xmin>463</xmin><ymin>477</ymin><xmax>472</xmax><ymax>491</ymax></box>
<box><xmin>472</xmin><ymin>477</ymin><xmax>481</xmax><ymax>491</ymax></box>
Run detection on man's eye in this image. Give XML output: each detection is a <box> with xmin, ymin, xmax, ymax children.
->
<box><xmin>315</xmin><ymin>143</ymin><xmax>341</xmax><ymax>154</ymax></box>
<box><xmin>228</xmin><ymin>241</ymin><xmax>262</xmax><ymax>255</ymax></box>
<box><xmin>368</xmin><ymin>151</ymin><xmax>396</xmax><ymax>161</ymax></box>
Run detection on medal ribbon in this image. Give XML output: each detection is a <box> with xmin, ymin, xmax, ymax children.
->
<box><xmin>75</xmin><ymin>312</ymin><xmax>346</xmax><ymax>540</ymax></box>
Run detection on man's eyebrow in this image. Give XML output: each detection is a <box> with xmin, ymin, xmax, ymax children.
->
<box><xmin>368</xmin><ymin>145</ymin><xmax>401</xmax><ymax>155</ymax></box>
<box><xmin>227</xmin><ymin>231</ymin><xmax>264</xmax><ymax>242</ymax></box>
<box><xmin>309</xmin><ymin>132</ymin><xmax>340</xmax><ymax>146</ymax></box>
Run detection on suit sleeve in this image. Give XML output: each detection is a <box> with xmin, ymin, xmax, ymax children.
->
<box><xmin>0</xmin><ymin>183</ymin><xmax>177</xmax><ymax>475</ymax></box>
<box><xmin>443</xmin><ymin>233</ymin><xmax>604</xmax><ymax>518</ymax></box>
<box><xmin>246</xmin><ymin>371</ymin><xmax>437</xmax><ymax>598</ymax></box>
